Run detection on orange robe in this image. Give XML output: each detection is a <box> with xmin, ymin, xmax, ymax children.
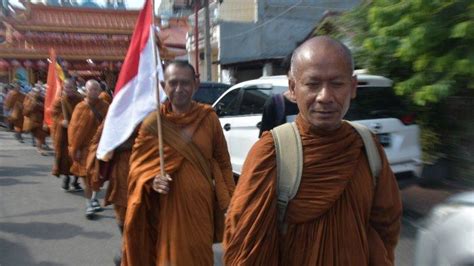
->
<box><xmin>51</xmin><ymin>95</ymin><xmax>83</xmax><ymax>176</ymax></box>
<box><xmin>224</xmin><ymin>115</ymin><xmax>402</xmax><ymax>266</ymax></box>
<box><xmin>68</xmin><ymin>99</ymin><xmax>109</xmax><ymax>178</ymax></box>
<box><xmin>87</xmin><ymin>123</ymin><xmax>137</xmax><ymax>224</ymax></box>
<box><xmin>99</xmin><ymin>91</ymin><xmax>112</xmax><ymax>104</ymax></box>
<box><xmin>4</xmin><ymin>90</ymin><xmax>25</xmax><ymax>130</ymax></box>
<box><xmin>122</xmin><ymin>102</ymin><xmax>235</xmax><ymax>266</ymax></box>
<box><xmin>22</xmin><ymin>92</ymin><xmax>47</xmax><ymax>141</ymax></box>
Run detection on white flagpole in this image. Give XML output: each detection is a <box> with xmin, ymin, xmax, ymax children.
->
<box><xmin>150</xmin><ymin>0</ymin><xmax>165</xmax><ymax>177</ymax></box>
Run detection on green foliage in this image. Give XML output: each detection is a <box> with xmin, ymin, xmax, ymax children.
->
<box><xmin>342</xmin><ymin>0</ymin><xmax>474</xmax><ymax>105</ymax></box>
<box><xmin>338</xmin><ymin>0</ymin><xmax>474</xmax><ymax>170</ymax></box>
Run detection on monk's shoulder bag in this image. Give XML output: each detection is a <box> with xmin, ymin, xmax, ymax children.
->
<box><xmin>271</xmin><ymin>121</ymin><xmax>382</xmax><ymax>232</ymax></box>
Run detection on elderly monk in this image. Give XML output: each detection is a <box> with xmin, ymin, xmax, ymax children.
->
<box><xmin>87</xmin><ymin>123</ymin><xmax>138</xmax><ymax>265</ymax></box>
<box><xmin>23</xmin><ymin>86</ymin><xmax>48</xmax><ymax>155</ymax></box>
<box><xmin>4</xmin><ymin>82</ymin><xmax>25</xmax><ymax>142</ymax></box>
<box><xmin>122</xmin><ymin>60</ymin><xmax>235</xmax><ymax>266</ymax></box>
<box><xmin>223</xmin><ymin>36</ymin><xmax>402</xmax><ymax>266</ymax></box>
<box><xmin>68</xmin><ymin>79</ymin><xmax>109</xmax><ymax>218</ymax></box>
<box><xmin>51</xmin><ymin>78</ymin><xmax>84</xmax><ymax>191</ymax></box>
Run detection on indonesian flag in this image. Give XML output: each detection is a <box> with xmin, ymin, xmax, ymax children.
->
<box><xmin>44</xmin><ymin>48</ymin><xmax>65</xmax><ymax>127</ymax></box>
<box><xmin>97</xmin><ymin>0</ymin><xmax>165</xmax><ymax>160</ymax></box>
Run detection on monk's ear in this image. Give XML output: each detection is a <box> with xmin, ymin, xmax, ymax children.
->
<box><xmin>160</xmin><ymin>80</ymin><xmax>165</xmax><ymax>90</ymax></box>
<box><xmin>350</xmin><ymin>75</ymin><xmax>357</xmax><ymax>99</ymax></box>
<box><xmin>288</xmin><ymin>76</ymin><xmax>296</xmax><ymax>99</ymax></box>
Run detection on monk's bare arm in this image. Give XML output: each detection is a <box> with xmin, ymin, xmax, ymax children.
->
<box><xmin>223</xmin><ymin>133</ymin><xmax>280</xmax><ymax>266</ymax></box>
<box><xmin>369</xmin><ymin>144</ymin><xmax>403</xmax><ymax>262</ymax></box>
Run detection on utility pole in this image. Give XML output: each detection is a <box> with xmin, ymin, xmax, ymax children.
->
<box><xmin>204</xmin><ymin>0</ymin><xmax>212</xmax><ymax>81</ymax></box>
<box><xmin>194</xmin><ymin>0</ymin><xmax>200</xmax><ymax>78</ymax></box>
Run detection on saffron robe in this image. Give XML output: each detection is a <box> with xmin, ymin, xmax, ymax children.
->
<box><xmin>22</xmin><ymin>92</ymin><xmax>47</xmax><ymax>141</ymax></box>
<box><xmin>122</xmin><ymin>102</ymin><xmax>235</xmax><ymax>266</ymax></box>
<box><xmin>68</xmin><ymin>99</ymin><xmax>108</xmax><ymax>178</ymax></box>
<box><xmin>4</xmin><ymin>90</ymin><xmax>25</xmax><ymax>130</ymax></box>
<box><xmin>223</xmin><ymin>115</ymin><xmax>402</xmax><ymax>266</ymax></box>
<box><xmin>51</xmin><ymin>95</ymin><xmax>83</xmax><ymax>176</ymax></box>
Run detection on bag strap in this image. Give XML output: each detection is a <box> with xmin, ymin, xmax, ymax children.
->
<box><xmin>272</xmin><ymin>121</ymin><xmax>382</xmax><ymax>233</ymax></box>
<box><xmin>271</xmin><ymin>122</ymin><xmax>303</xmax><ymax>233</ymax></box>
<box><xmin>345</xmin><ymin>121</ymin><xmax>382</xmax><ymax>186</ymax></box>
<box><xmin>154</xmin><ymin>117</ymin><xmax>214</xmax><ymax>188</ymax></box>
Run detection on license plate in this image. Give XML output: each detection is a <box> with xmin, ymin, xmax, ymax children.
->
<box><xmin>377</xmin><ymin>133</ymin><xmax>391</xmax><ymax>147</ymax></box>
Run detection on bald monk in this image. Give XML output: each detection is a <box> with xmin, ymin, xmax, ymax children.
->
<box><xmin>68</xmin><ymin>79</ymin><xmax>109</xmax><ymax>218</ymax></box>
<box><xmin>223</xmin><ymin>36</ymin><xmax>402</xmax><ymax>266</ymax></box>
<box><xmin>122</xmin><ymin>60</ymin><xmax>235</xmax><ymax>266</ymax></box>
<box><xmin>87</xmin><ymin>123</ymin><xmax>138</xmax><ymax>265</ymax></box>
<box><xmin>4</xmin><ymin>83</ymin><xmax>25</xmax><ymax>142</ymax></box>
<box><xmin>51</xmin><ymin>78</ymin><xmax>84</xmax><ymax>191</ymax></box>
<box><xmin>23</xmin><ymin>86</ymin><xmax>48</xmax><ymax>155</ymax></box>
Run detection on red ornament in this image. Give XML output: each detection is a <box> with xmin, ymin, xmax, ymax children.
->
<box><xmin>0</xmin><ymin>59</ymin><xmax>9</xmax><ymax>70</ymax></box>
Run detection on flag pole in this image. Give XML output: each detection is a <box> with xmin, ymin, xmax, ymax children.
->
<box><xmin>151</xmin><ymin>0</ymin><xmax>165</xmax><ymax>177</ymax></box>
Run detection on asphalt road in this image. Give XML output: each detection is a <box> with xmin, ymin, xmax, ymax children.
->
<box><xmin>0</xmin><ymin>127</ymin><xmax>445</xmax><ymax>266</ymax></box>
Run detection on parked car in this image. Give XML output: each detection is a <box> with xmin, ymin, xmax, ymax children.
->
<box><xmin>193</xmin><ymin>81</ymin><xmax>230</xmax><ymax>105</ymax></box>
<box><xmin>212</xmin><ymin>74</ymin><xmax>423</xmax><ymax>182</ymax></box>
<box><xmin>415</xmin><ymin>191</ymin><xmax>474</xmax><ymax>266</ymax></box>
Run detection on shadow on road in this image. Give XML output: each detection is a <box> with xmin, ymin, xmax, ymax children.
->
<box><xmin>0</xmin><ymin>238</ymin><xmax>64</xmax><ymax>266</ymax></box>
<box><xmin>1</xmin><ymin>208</ymin><xmax>76</xmax><ymax>219</ymax></box>
<box><xmin>0</xmin><ymin>221</ymin><xmax>113</xmax><ymax>240</ymax></box>
<box><xmin>0</xmin><ymin>164</ymin><xmax>51</xmax><ymax>177</ymax></box>
<box><xmin>0</xmin><ymin>178</ymin><xmax>40</xmax><ymax>186</ymax></box>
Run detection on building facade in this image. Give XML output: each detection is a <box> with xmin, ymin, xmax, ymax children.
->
<box><xmin>0</xmin><ymin>0</ymin><xmax>188</xmax><ymax>89</ymax></box>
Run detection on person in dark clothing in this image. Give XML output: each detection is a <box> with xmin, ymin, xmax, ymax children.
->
<box><xmin>258</xmin><ymin>50</ymin><xmax>300</xmax><ymax>137</ymax></box>
<box><xmin>258</xmin><ymin>91</ymin><xmax>299</xmax><ymax>137</ymax></box>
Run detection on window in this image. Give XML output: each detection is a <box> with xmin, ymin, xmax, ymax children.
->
<box><xmin>214</xmin><ymin>88</ymin><xmax>241</xmax><ymax>117</ymax></box>
<box><xmin>238</xmin><ymin>88</ymin><xmax>271</xmax><ymax>115</ymax></box>
<box><xmin>346</xmin><ymin>86</ymin><xmax>405</xmax><ymax>120</ymax></box>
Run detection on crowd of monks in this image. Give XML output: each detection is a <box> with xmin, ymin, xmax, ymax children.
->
<box><xmin>2</xmin><ymin>36</ymin><xmax>402</xmax><ymax>266</ymax></box>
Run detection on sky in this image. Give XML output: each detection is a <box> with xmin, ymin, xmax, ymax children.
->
<box><xmin>9</xmin><ymin>0</ymin><xmax>152</xmax><ymax>10</ymax></box>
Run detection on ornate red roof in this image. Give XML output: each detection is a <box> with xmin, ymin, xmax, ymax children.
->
<box><xmin>0</xmin><ymin>3</ymin><xmax>189</xmax><ymax>62</ymax></box>
<box><xmin>7</xmin><ymin>2</ymin><xmax>140</xmax><ymax>34</ymax></box>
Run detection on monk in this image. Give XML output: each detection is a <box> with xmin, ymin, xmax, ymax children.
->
<box><xmin>99</xmin><ymin>90</ymin><xmax>112</xmax><ymax>105</ymax></box>
<box><xmin>68</xmin><ymin>79</ymin><xmax>109</xmax><ymax>218</ymax></box>
<box><xmin>223</xmin><ymin>36</ymin><xmax>402</xmax><ymax>266</ymax></box>
<box><xmin>88</xmin><ymin>122</ymin><xmax>137</xmax><ymax>224</ymax></box>
<box><xmin>87</xmin><ymin>123</ymin><xmax>138</xmax><ymax>265</ymax></box>
<box><xmin>51</xmin><ymin>78</ymin><xmax>84</xmax><ymax>191</ymax></box>
<box><xmin>122</xmin><ymin>60</ymin><xmax>235</xmax><ymax>266</ymax></box>
<box><xmin>4</xmin><ymin>82</ymin><xmax>25</xmax><ymax>142</ymax></box>
<box><xmin>22</xmin><ymin>86</ymin><xmax>48</xmax><ymax>155</ymax></box>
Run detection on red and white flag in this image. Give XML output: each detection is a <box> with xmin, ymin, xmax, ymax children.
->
<box><xmin>97</xmin><ymin>0</ymin><xmax>165</xmax><ymax>160</ymax></box>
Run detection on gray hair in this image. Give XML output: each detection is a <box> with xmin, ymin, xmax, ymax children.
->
<box><xmin>290</xmin><ymin>36</ymin><xmax>354</xmax><ymax>77</ymax></box>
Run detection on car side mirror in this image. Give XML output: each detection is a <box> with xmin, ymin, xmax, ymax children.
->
<box><xmin>214</xmin><ymin>102</ymin><xmax>225</xmax><ymax>116</ymax></box>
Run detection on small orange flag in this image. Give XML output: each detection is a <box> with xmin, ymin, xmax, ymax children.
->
<box><xmin>44</xmin><ymin>48</ymin><xmax>65</xmax><ymax>127</ymax></box>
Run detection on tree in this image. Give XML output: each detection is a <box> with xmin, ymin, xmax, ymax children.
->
<box><xmin>344</xmin><ymin>0</ymin><xmax>474</xmax><ymax>104</ymax></box>
<box><xmin>342</xmin><ymin>0</ymin><xmax>474</xmax><ymax>178</ymax></box>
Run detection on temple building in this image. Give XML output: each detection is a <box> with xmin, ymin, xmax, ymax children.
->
<box><xmin>0</xmin><ymin>0</ymin><xmax>188</xmax><ymax>89</ymax></box>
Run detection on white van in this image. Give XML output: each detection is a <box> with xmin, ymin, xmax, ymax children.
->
<box><xmin>212</xmin><ymin>74</ymin><xmax>423</xmax><ymax>183</ymax></box>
